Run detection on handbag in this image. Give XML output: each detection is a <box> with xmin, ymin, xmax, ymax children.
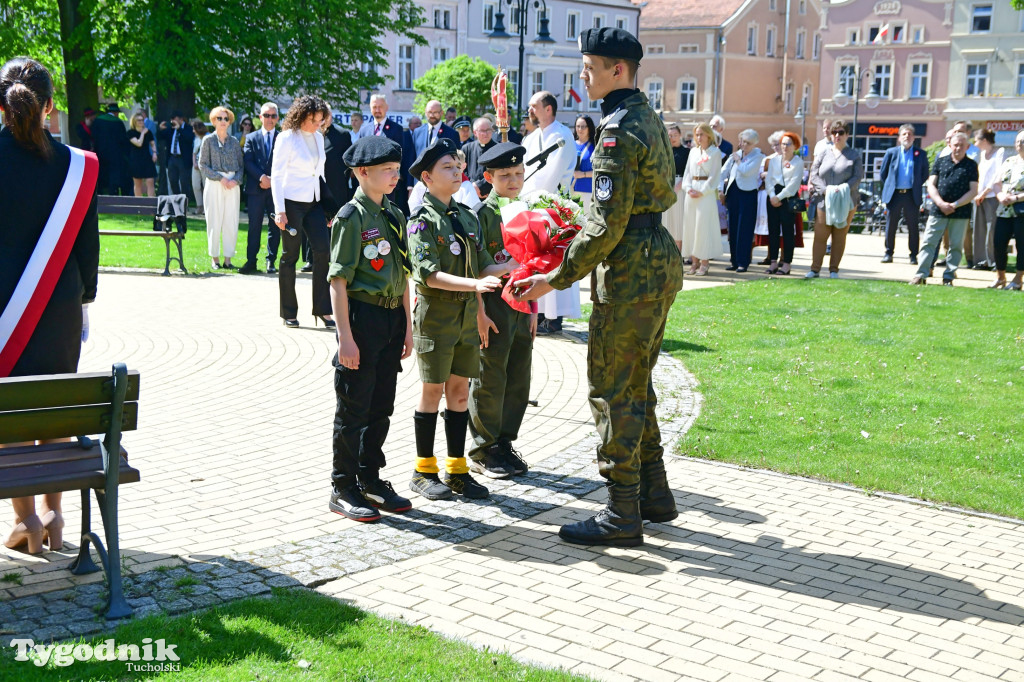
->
<box><xmin>785</xmin><ymin>196</ymin><xmax>807</xmax><ymax>213</ymax></box>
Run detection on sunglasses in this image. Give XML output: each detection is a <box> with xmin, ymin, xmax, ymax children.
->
<box><xmin>215</xmin><ymin>116</ymin><xmax>230</xmax><ymax>122</ymax></box>
<box><xmin>832</xmin><ymin>130</ymin><xmax>847</xmax><ymax>136</ymax></box>
<box><xmin>262</xmin><ymin>113</ymin><xmax>279</xmax><ymax>118</ymax></box>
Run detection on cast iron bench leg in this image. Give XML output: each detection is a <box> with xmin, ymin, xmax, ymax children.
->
<box><xmin>69</xmin><ymin>488</ymin><xmax>100</xmax><ymax>576</ymax></box>
<box><xmin>95</xmin><ymin>488</ymin><xmax>132</xmax><ymax>619</ymax></box>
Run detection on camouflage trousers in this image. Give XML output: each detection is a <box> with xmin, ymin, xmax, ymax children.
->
<box><xmin>587</xmin><ymin>295</ymin><xmax>676</xmax><ymax>486</ymax></box>
<box><xmin>468</xmin><ymin>293</ymin><xmax>533</xmax><ymax>461</ymax></box>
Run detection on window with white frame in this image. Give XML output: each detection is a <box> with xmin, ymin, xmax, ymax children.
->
<box><xmin>679</xmin><ymin>80</ymin><xmax>696</xmax><ymax>111</ymax></box>
<box><xmin>509</xmin><ymin>6</ymin><xmax>522</xmax><ymax>33</ymax></box>
<box><xmin>647</xmin><ymin>45</ymin><xmax>665</xmax><ymax>55</ymax></box>
<box><xmin>1018</xmin><ymin>63</ymin><xmax>1024</xmax><ymax>96</ymax></box>
<box><xmin>647</xmin><ymin>80</ymin><xmax>664</xmax><ymax>110</ymax></box>
<box><xmin>909</xmin><ymin>62</ymin><xmax>929</xmax><ymax>98</ymax></box>
<box><xmin>531</xmin><ymin>71</ymin><xmax>544</xmax><ymax>95</ymax></box>
<box><xmin>766</xmin><ymin>27</ymin><xmax>776</xmax><ymax>57</ymax></box>
<box><xmin>868</xmin><ymin>24</ymin><xmax>883</xmax><ymax>44</ymax></box>
<box><xmin>795</xmin><ymin>29</ymin><xmax>806</xmax><ymax>58</ymax></box>
<box><xmin>891</xmin><ymin>23</ymin><xmax>906</xmax><ymax>43</ymax></box>
<box><xmin>911</xmin><ymin>26</ymin><xmax>924</xmax><ymax>43</ymax></box>
<box><xmin>398</xmin><ymin>45</ymin><xmax>415</xmax><ymax>89</ymax></box>
<box><xmin>784</xmin><ymin>83</ymin><xmax>794</xmax><ymax>113</ymax></box>
<box><xmin>433</xmin><ymin>8</ymin><xmax>451</xmax><ymax>29</ymax></box>
<box><xmin>769</xmin><ymin>0</ymin><xmax>776</xmax><ymax>10</ymax></box>
<box><xmin>588</xmin><ymin>96</ymin><xmax>600</xmax><ymax>112</ymax></box>
<box><xmin>812</xmin><ymin>33</ymin><xmax>821</xmax><ymax>59</ymax></box>
<box><xmin>847</xmin><ymin>28</ymin><xmax>860</xmax><ymax>45</ymax></box>
<box><xmin>873</xmin><ymin>63</ymin><xmax>892</xmax><ymax>98</ymax></box>
<box><xmin>801</xmin><ymin>83</ymin><xmax>811</xmax><ymax>112</ymax></box>
<box><xmin>483</xmin><ymin>3</ymin><xmax>496</xmax><ymax>32</ymax></box>
<box><xmin>837</xmin><ymin>63</ymin><xmax>856</xmax><ymax>98</ymax></box>
<box><xmin>433</xmin><ymin>47</ymin><xmax>450</xmax><ymax>65</ymax></box>
<box><xmin>566</xmin><ymin>10</ymin><xmax>580</xmax><ymax>40</ymax></box>
<box><xmin>747</xmin><ymin>25</ymin><xmax>758</xmax><ymax>55</ymax></box>
<box><xmin>593</xmin><ymin>13</ymin><xmax>606</xmax><ymax>29</ymax></box>
<box><xmin>563</xmin><ymin>73</ymin><xmax>577</xmax><ymax>110</ymax></box>
<box><xmin>799</xmin><ymin>0</ymin><xmax>806</xmax><ymax>14</ymax></box>
<box><xmin>966</xmin><ymin>63</ymin><xmax>988</xmax><ymax>95</ymax></box>
<box><xmin>615</xmin><ymin>16</ymin><xmax>628</xmax><ymax>30</ymax></box>
<box><xmin>508</xmin><ymin>69</ymin><xmax>519</xmax><ymax>102</ymax></box>
<box><xmin>535</xmin><ymin>8</ymin><xmax>548</xmax><ymax>35</ymax></box>
<box><xmin>971</xmin><ymin>5</ymin><xmax>992</xmax><ymax>33</ymax></box>
<box><xmin>680</xmin><ymin>44</ymin><xmax>699</xmax><ymax>53</ymax></box>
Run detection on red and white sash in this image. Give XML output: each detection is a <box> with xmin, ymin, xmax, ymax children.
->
<box><xmin>0</xmin><ymin>147</ymin><xmax>98</xmax><ymax>377</ymax></box>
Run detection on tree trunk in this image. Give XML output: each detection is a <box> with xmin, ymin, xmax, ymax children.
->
<box><xmin>156</xmin><ymin>89</ymin><xmax>198</xmax><ymax>122</ymax></box>
<box><xmin>57</xmin><ymin>0</ymin><xmax>98</xmax><ymax>146</ymax></box>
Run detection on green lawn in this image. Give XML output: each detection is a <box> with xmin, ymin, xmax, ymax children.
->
<box><xmin>658</xmin><ymin>279</ymin><xmax>1024</xmax><ymax>519</ymax></box>
<box><xmin>99</xmin><ymin>214</ymin><xmax>254</xmax><ymax>275</ymax></box>
<box><xmin>3</xmin><ymin>588</ymin><xmax>588</xmax><ymax>681</ymax></box>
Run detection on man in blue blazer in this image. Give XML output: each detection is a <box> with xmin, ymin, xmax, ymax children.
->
<box><xmin>406</xmin><ymin>99</ymin><xmax>459</xmax><ymax>194</ymax></box>
<box><xmin>879</xmin><ymin>124</ymin><xmax>930</xmax><ymax>264</ymax></box>
<box><xmin>240</xmin><ymin>102</ymin><xmax>281</xmax><ymax>274</ymax></box>
<box><xmin>365</xmin><ymin>94</ymin><xmax>410</xmax><ymax>215</ymax></box>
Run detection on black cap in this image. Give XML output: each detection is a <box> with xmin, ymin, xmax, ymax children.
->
<box><xmin>578</xmin><ymin>27</ymin><xmax>643</xmax><ymax>63</ymax></box>
<box><xmin>453</xmin><ymin>116</ymin><xmax>472</xmax><ymax>130</ymax></box>
<box><xmin>343</xmin><ymin>135</ymin><xmax>402</xmax><ymax>168</ymax></box>
<box><xmin>105</xmin><ymin>103</ymin><xmax>120</xmax><ymax>113</ymax></box>
<box><xmin>478</xmin><ymin>142</ymin><xmax>527</xmax><ymax>170</ymax></box>
<box><xmin>409</xmin><ymin>137</ymin><xmax>459</xmax><ymax>178</ymax></box>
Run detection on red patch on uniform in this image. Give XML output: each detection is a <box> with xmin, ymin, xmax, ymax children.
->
<box><xmin>603</xmin><ymin>138</ymin><xmax>617</xmax><ymax>148</ymax></box>
<box><xmin>370</xmin><ymin>258</ymin><xmax>384</xmax><ymax>271</ymax></box>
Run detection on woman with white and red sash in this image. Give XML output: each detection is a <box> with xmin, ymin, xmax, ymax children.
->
<box><xmin>0</xmin><ymin>58</ymin><xmax>99</xmax><ymax>555</ymax></box>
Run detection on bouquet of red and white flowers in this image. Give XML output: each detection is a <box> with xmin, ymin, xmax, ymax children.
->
<box><xmin>497</xmin><ymin>190</ymin><xmax>585</xmax><ymax>312</ymax></box>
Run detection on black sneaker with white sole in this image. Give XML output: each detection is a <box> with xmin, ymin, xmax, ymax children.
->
<box><xmin>499</xmin><ymin>439</ymin><xmax>528</xmax><ymax>475</ymax></box>
<box><xmin>359</xmin><ymin>478</ymin><xmax>412</xmax><ymax>513</ymax></box>
<box><xmin>443</xmin><ymin>472</ymin><xmax>489</xmax><ymax>499</ymax></box>
<box><xmin>409</xmin><ymin>472</ymin><xmax>453</xmax><ymax>500</ymax></box>
<box><xmin>470</xmin><ymin>446</ymin><xmax>513</xmax><ymax>479</ymax></box>
<box><xmin>329</xmin><ymin>486</ymin><xmax>381</xmax><ymax>522</ymax></box>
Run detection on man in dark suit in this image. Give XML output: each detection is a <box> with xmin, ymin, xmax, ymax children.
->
<box><xmin>158</xmin><ymin>110</ymin><xmax>195</xmax><ymax>202</ymax></box>
<box><xmin>366</xmin><ymin>94</ymin><xmax>409</xmax><ymax>215</ymax></box>
<box><xmin>879</xmin><ymin>124</ymin><xmax>930</xmax><ymax>264</ymax></box>
<box><xmin>319</xmin><ymin>114</ymin><xmax>354</xmax><ymax>219</ymax></box>
<box><xmin>240</xmin><ymin>102</ymin><xmax>281</xmax><ymax>274</ymax></box>
<box><xmin>462</xmin><ymin>117</ymin><xmax>496</xmax><ymax>184</ymax></box>
<box><xmin>91</xmin><ymin>103</ymin><xmax>128</xmax><ymax>195</ymax></box>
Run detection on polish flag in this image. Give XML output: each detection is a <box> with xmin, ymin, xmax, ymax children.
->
<box><xmin>872</xmin><ymin>24</ymin><xmax>890</xmax><ymax>44</ymax></box>
<box><xmin>569</xmin><ymin>88</ymin><xmax>582</xmax><ymax>104</ymax></box>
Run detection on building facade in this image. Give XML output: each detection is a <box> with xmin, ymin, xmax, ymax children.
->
<box><xmin>637</xmin><ymin>0</ymin><xmax>823</xmax><ymax>151</ymax></box>
<box><xmin>944</xmin><ymin>0</ymin><xmax>1024</xmax><ymax>147</ymax></box>
<box><xmin>818</xmin><ymin>0</ymin><xmax>952</xmax><ymax>175</ymax></box>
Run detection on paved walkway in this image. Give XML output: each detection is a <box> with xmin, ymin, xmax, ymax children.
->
<box><xmin>2</xmin><ymin>235</ymin><xmax>1022</xmax><ymax>680</ymax></box>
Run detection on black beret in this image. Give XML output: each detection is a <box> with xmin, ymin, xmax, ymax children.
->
<box><xmin>410</xmin><ymin>137</ymin><xmax>459</xmax><ymax>178</ymax></box>
<box><xmin>478</xmin><ymin>142</ymin><xmax>527</xmax><ymax>170</ymax></box>
<box><xmin>453</xmin><ymin>116</ymin><xmax>472</xmax><ymax>130</ymax></box>
<box><xmin>343</xmin><ymin>135</ymin><xmax>402</xmax><ymax>168</ymax></box>
<box><xmin>578</xmin><ymin>27</ymin><xmax>643</xmax><ymax>63</ymax></box>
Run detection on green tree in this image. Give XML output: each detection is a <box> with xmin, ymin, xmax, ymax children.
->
<box><xmin>413</xmin><ymin>55</ymin><xmax>515</xmax><ymax>120</ymax></box>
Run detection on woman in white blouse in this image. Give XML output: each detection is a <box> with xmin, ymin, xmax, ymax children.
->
<box><xmin>972</xmin><ymin>128</ymin><xmax>1004</xmax><ymax>270</ymax></box>
<box><xmin>272</xmin><ymin>95</ymin><xmax>334</xmax><ymax>329</ymax></box>
<box><xmin>680</xmin><ymin>123</ymin><xmax>723</xmax><ymax>276</ymax></box>
<box><xmin>765</xmin><ymin>132</ymin><xmax>805</xmax><ymax>275</ymax></box>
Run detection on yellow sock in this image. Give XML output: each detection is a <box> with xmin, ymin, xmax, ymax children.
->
<box><xmin>416</xmin><ymin>457</ymin><xmax>439</xmax><ymax>474</ymax></box>
<box><xmin>446</xmin><ymin>457</ymin><xmax>469</xmax><ymax>475</ymax></box>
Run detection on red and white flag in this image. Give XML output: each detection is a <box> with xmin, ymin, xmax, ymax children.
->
<box><xmin>0</xmin><ymin>147</ymin><xmax>98</xmax><ymax>377</ymax></box>
<box><xmin>569</xmin><ymin>88</ymin><xmax>582</xmax><ymax>104</ymax></box>
<box><xmin>872</xmin><ymin>24</ymin><xmax>890</xmax><ymax>44</ymax></box>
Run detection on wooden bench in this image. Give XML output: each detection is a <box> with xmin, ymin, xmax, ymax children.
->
<box><xmin>0</xmin><ymin>364</ymin><xmax>141</xmax><ymax>619</ymax></box>
<box><xmin>98</xmin><ymin>195</ymin><xmax>188</xmax><ymax>276</ymax></box>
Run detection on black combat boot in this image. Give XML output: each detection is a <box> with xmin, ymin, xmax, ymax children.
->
<box><xmin>639</xmin><ymin>459</ymin><xmax>678</xmax><ymax>523</ymax></box>
<box><xmin>558</xmin><ymin>483</ymin><xmax>643</xmax><ymax>547</ymax></box>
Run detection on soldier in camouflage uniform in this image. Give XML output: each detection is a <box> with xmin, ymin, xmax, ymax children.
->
<box><xmin>515</xmin><ymin>27</ymin><xmax>684</xmax><ymax>546</ymax></box>
<box><xmin>468</xmin><ymin>143</ymin><xmax>536</xmax><ymax>479</ymax></box>
<box><xmin>405</xmin><ymin>138</ymin><xmax>513</xmax><ymax>502</ymax></box>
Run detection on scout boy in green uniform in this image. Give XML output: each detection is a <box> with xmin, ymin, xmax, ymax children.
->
<box><xmin>515</xmin><ymin>28</ymin><xmax>684</xmax><ymax>546</ymax></box>
<box><xmin>326</xmin><ymin>135</ymin><xmax>414</xmax><ymax>522</ymax></box>
<box><xmin>405</xmin><ymin>138</ymin><xmax>515</xmax><ymax>501</ymax></box>
<box><xmin>468</xmin><ymin>142</ymin><xmax>536</xmax><ymax>479</ymax></box>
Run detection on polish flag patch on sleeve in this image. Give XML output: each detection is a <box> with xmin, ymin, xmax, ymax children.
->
<box><xmin>603</xmin><ymin>137</ymin><xmax>617</xmax><ymax>148</ymax></box>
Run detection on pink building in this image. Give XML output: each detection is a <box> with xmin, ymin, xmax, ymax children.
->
<box><xmin>818</xmin><ymin>0</ymin><xmax>952</xmax><ymax>175</ymax></box>
<box><xmin>638</xmin><ymin>0</ymin><xmax>824</xmax><ymax>152</ymax></box>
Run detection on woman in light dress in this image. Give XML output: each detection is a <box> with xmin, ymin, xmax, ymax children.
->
<box><xmin>681</xmin><ymin>123</ymin><xmax>723</xmax><ymax>276</ymax></box>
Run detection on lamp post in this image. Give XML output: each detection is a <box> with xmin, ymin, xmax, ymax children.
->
<box><xmin>794</xmin><ymin>106</ymin><xmax>806</xmax><ymax>158</ymax></box>
<box><xmin>487</xmin><ymin>0</ymin><xmax>556</xmax><ymax>125</ymax></box>
<box><xmin>832</xmin><ymin>65</ymin><xmax>880</xmax><ymax>152</ymax></box>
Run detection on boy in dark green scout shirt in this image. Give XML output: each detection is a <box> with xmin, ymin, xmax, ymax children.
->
<box><xmin>405</xmin><ymin>138</ymin><xmax>515</xmax><ymax>501</ymax></box>
<box><xmin>468</xmin><ymin>142</ymin><xmax>537</xmax><ymax>479</ymax></box>
<box><xmin>326</xmin><ymin>136</ymin><xmax>414</xmax><ymax>522</ymax></box>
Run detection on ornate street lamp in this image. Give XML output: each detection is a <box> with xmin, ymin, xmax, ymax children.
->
<box><xmin>833</xmin><ymin>66</ymin><xmax>880</xmax><ymax>151</ymax></box>
<box><xmin>794</xmin><ymin>106</ymin><xmax>806</xmax><ymax>158</ymax></box>
<box><xmin>487</xmin><ymin>0</ymin><xmax>555</xmax><ymax>123</ymax></box>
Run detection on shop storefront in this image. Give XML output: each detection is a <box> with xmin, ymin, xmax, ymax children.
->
<box><xmin>855</xmin><ymin>122</ymin><xmax>928</xmax><ymax>182</ymax></box>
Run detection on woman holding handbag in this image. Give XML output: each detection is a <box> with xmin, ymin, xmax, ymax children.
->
<box><xmin>1</xmin><ymin>57</ymin><xmax>99</xmax><ymax>554</ymax></box>
<box><xmin>991</xmin><ymin>130</ymin><xmax>1024</xmax><ymax>291</ymax></box>
<box><xmin>765</xmin><ymin>132</ymin><xmax>804</xmax><ymax>275</ymax></box>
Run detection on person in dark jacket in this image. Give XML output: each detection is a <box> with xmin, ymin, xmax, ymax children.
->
<box><xmin>319</xmin><ymin>113</ymin><xmax>355</xmax><ymax>219</ymax></box>
<box><xmin>74</xmin><ymin>107</ymin><xmax>96</xmax><ymax>151</ymax></box>
<box><xmin>0</xmin><ymin>57</ymin><xmax>99</xmax><ymax>555</ymax></box>
<box><xmin>91</xmin><ymin>102</ymin><xmax>129</xmax><ymax>195</ymax></box>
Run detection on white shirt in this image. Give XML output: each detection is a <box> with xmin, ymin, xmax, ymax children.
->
<box><xmin>722</xmin><ymin>148</ymin><xmax>765</xmax><ymax>192</ymax></box>
<box><xmin>270</xmin><ymin>128</ymin><xmax>326</xmax><ymax>213</ymax></box>
<box><xmin>409</xmin><ymin>181</ymin><xmax>478</xmax><ymax>214</ymax></box>
<box><xmin>520</xmin><ymin>120</ymin><xmax>576</xmax><ymax>196</ymax></box>
<box><xmin>977</xmin><ymin>147</ymin><xmax>1005</xmax><ymax>195</ymax></box>
<box><xmin>766</xmin><ymin>155</ymin><xmax>804</xmax><ymax>201</ymax></box>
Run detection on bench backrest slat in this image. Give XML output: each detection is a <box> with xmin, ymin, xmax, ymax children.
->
<box><xmin>0</xmin><ymin>402</ymin><xmax>138</xmax><ymax>444</ymax></box>
<box><xmin>97</xmin><ymin>195</ymin><xmax>159</xmax><ymax>216</ymax></box>
<box><xmin>0</xmin><ymin>371</ymin><xmax>139</xmax><ymax>410</ymax></box>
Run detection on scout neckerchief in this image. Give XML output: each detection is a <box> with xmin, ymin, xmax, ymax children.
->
<box><xmin>445</xmin><ymin>204</ymin><xmax>475</xmax><ymax>278</ymax></box>
<box><xmin>0</xmin><ymin>147</ymin><xmax>99</xmax><ymax>377</ymax></box>
<box><xmin>381</xmin><ymin>205</ymin><xmax>411</xmax><ymax>276</ymax></box>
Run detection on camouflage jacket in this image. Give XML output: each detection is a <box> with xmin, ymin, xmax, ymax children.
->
<box><xmin>547</xmin><ymin>90</ymin><xmax>681</xmax><ymax>303</ymax></box>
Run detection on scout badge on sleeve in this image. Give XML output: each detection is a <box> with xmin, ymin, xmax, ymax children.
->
<box><xmin>595</xmin><ymin>175</ymin><xmax>612</xmax><ymax>201</ymax></box>
<box><xmin>377</xmin><ymin>240</ymin><xmax>392</xmax><ymax>255</ymax></box>
<box><xmin>363</xmin><ymin>244</ymin><xmax>379</xmax><ymax>259</ymax></box>
<box><xmin>449</xmin><ymin>242</ymin><xmax>462</xmax><ymax>256</ymax></box>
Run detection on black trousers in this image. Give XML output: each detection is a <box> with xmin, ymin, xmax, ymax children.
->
<box><xmin>332</xmin><ymin>300</ymin><xmax>407</xmax><ymax>488</ymax></box>
<box><xmin>766</xmin><ymin>186</ymin><xmax>796</xmax><ymax>264</ymax></box>
<box><xmin>167</xmin><ymin>155</ymin><xmax>194</xmax><ymax>202</ymax></box>
<box><xmin>244</xmin><ymin>189</ymin><xmax>280</xmax><ymax>266</ymax></box>
<box><xmin>885</xmin><ymin>192</ymin><xmax>921</xmax><ymax>257</ymax></box>
<box><xmin>726</xmin><ymin>187</ymin><xmax>758</xmax><ymax>268</ymax></box>
<box><xmin>97</xmin><ymin>154</ymin><xmax>124</xmax><ymax>196</ymax></box>
<box><xmin>279</xmin><ymin>198</ymin><xmax>330</xmax><ymax>319</ymax></box>
<box><xmin>994</xmin><ymin>215</ymin><xmax>1024</xmax><ymax>272</ymax></box>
